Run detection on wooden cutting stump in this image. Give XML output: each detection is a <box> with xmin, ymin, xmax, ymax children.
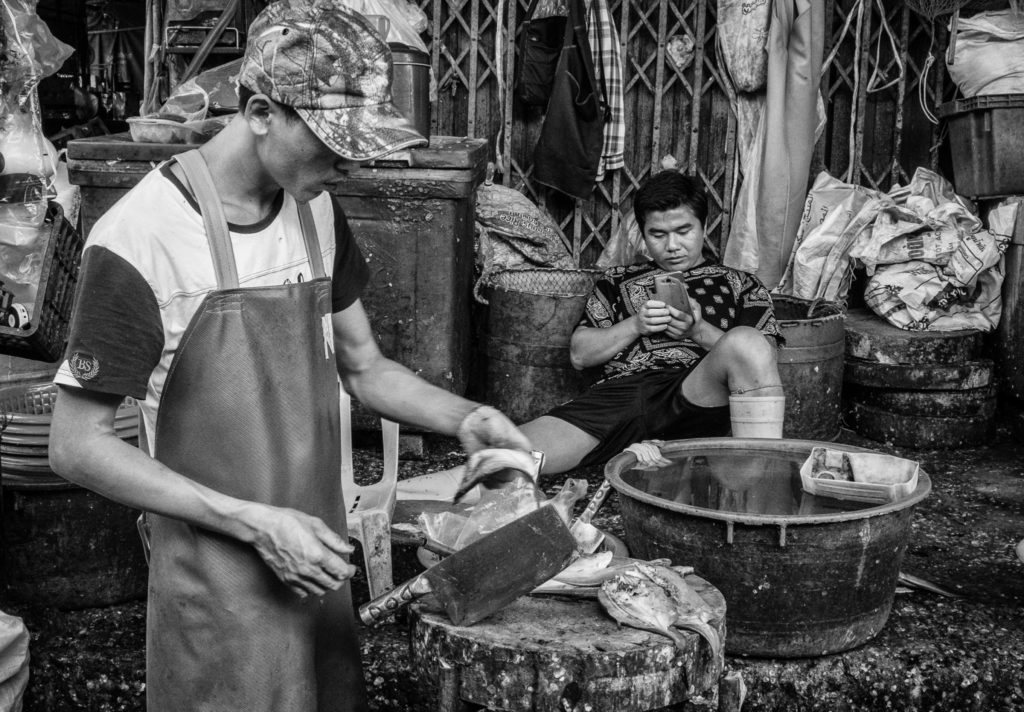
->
<box><xmin>844</xmin><ymin>400</ymin><xmax>996</xmax><ymax>449</ymax></box>
<box><xmin>843</xmin><ymin>358</ymin><xmax>994</xmax><ymax>390</ymax></box>
<box><xmin>844</xmin><ymin>384</ymin><xmax>997</xmax><ymax>417</ymax></box>
<box><xmin>409</xmin><ymin>575</ymin><xmax>726</xmax><ymax>712</ymax></box>
<box><xmin>841</xmin><ymin>359</ymin><xmax>996</xmax><ymax>448</ymax></box>
<box><xmin>844</xmin><ymin>308</ymin><xmax>983</xmax><ymax>364</ymax></box>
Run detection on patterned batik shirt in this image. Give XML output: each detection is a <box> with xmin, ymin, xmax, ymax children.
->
<box><xmin>580</xmin><ymin>260</ymin><xmax>782</xmax><ymax>384</ymax></box>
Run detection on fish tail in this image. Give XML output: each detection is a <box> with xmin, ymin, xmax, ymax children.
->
<box><xmin>664</xmin><ymin>626</ymin><xmax>690</xmax><ymax>650</ymax></box>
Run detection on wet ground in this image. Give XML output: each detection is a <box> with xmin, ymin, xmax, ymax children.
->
<box><xmin>4</xmin><ymin>413</ymin><xmax>1024</xmax><ymax>711</ymax></box>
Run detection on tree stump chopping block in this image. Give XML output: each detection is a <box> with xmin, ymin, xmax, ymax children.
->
<box><xmin>409</xmin><ymin>575</ymin><xmax>726</xmax><ymax>712</ymax></box>
<box><xmin>844</xmin><ymin>308</ymin><xmax>983</xmax><ymax>364</ymax></box>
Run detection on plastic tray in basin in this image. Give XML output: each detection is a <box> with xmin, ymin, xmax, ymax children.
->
<box><xmin>800</xmin><ymin>447</ymin><xmax>919</xmax><ymax>504</ymax></box>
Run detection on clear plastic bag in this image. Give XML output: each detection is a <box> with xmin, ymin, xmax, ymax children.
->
<box><xmin>0</xmin><ymin>0</ymin><xmax>75</xmax><ymax>105</ymax></box>
<box><xmin>452</xmin><ymin>476</ymin><xmax>545</xmax><ymax>549</ymax></box>
<box><xmin>340</xmin><ymin>0</ymin><xmax>429</xmax><ymax>52</ymax></box>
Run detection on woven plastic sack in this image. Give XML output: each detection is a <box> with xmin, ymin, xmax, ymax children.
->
<box><xmin>946</xmin><ymin>10</ymin><xmax>1024</xmax><ymax>97</ymax></box>
<box><xmin>863</xmin><ymin>204</ymin><xmax>1011</xmax><ymax>333</ymax></box>
<box><xmin>850</xmin><ymin>168</ymin><xmax>981</xmax><ymax>275</ymax></box>
<box><xmin>474</xmin><ymin>182</ymin><xmax>575</xmax><ymax>297</ymax></box>
<box><xmin>777</xmin><ymin>171</ymin><xmax>884</xmax><ymax>303</ymax></box>
<box><xmin>864</xmin><ymin>257</ymin><xmax>1004</xmax><ymax>332</ymax></box>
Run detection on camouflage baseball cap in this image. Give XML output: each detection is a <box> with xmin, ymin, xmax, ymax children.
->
<box><xmin>238</xmin><ymin>0</ymin><xmax>427</xmax><ymax>161</ymax></box>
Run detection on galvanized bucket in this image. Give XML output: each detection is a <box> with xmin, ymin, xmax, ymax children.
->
<box><xmin>773</xmin><ymin>296</ymin><xmax>846</xmax><ymax>441</ymax></box>
<box><xmin>481</xmin><ymin>268</ymin><xmax>600</xmax><ymax>423</ymax></box>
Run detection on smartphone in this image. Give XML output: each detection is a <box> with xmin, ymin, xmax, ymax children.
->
<box><xmin>651</xmin><ymin>272</ymin><xmax>693</xmax><ymax>317</ymax></box>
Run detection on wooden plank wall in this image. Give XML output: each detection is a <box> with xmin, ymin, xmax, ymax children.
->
<box><xmin>417</xmin><ymin>0</ymin><xmax>954</xmax><ymax>266</ymax></box>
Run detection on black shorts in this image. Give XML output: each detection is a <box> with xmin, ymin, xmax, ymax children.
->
<box><xmin>545</xmin><ymin>367</ymin><xmax>731</xmax><ymax>468</ymax></box>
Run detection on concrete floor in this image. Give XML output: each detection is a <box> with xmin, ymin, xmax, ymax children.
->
<box><xmin>7</xmin><ymin>412</ymin><xmax>1024</xmax><ymax>711</ymax></box>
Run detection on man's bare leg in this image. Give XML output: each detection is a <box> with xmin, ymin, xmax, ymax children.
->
<box><xmin>681</xmin><ymin>326</ymin><xmax>784</xmax><ymax>437</ymax></box>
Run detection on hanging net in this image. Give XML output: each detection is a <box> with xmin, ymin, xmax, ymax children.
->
<box><xmin>903</xmin><ymin>0</ymin><xmax>971</xmax><ymax>21</ymax></box>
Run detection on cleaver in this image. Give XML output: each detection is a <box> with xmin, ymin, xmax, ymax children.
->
<box><xmin>568</xmin><ymin>479</ymin><xmax>612</xmax><ymax>554</ymax></box>
<box><xmin>360</xmin><ymin>505</ymin><xmax>575</xmax><ymax>626</ymax></box>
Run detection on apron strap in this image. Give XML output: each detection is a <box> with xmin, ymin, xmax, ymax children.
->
<box><xmin>175</xmin><ymin>149</ymin><xmax>240</xmax><ymax>289</ymax></box>
<box><xmin>296</xmin><ymin>201</ymin><xmax>327</xmax><ymax>280</ymax></box>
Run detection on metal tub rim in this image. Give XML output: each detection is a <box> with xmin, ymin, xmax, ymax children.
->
<box><xmin>604</xmin><ymin>437</ymin><xmax>932</xmax><ymax>527</ymax></box>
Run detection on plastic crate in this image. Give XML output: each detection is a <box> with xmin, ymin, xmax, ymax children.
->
<box><xmin>0</xmin><ymin>202</ymin><xmax>84</xmax><ymax>362</ymax></box>
<box><xmin>938</xmin><ymin>94</ymin><xmax>1024</xmax><ymax>199</ymax></box>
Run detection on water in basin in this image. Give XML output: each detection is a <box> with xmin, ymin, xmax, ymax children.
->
<box><xmin>621</xmin><ymin>448</ymin><xmax>876</xmax><ymax>517</ymax></box>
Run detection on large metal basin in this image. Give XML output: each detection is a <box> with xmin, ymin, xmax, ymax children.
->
<box><xmin>605</xmin><ymin>438</ymin><xmax>931</xmax><ymax>658</ymax></box>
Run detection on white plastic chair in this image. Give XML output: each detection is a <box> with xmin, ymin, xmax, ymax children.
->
<box><xmin>339</xmin><ymin>382</ymin><xmax>400</xmax><ymax>599</ymax></box>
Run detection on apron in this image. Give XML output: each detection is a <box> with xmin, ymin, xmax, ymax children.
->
<box><xmin>145</xmin><ymin>149</ymin><xmax>367</xmax><ymax>712</ymax></box>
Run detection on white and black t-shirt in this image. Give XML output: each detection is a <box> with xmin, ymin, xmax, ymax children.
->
<box><xmin>55</xmin><ymin>162</ymin><xmax>369</xmax><ymax>440</ymax></box>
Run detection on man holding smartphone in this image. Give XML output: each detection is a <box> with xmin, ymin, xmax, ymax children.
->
<box><xmin>400</xmin><ymin>170</ymin><xmax>784</xmax><ymax>501</ymax></box>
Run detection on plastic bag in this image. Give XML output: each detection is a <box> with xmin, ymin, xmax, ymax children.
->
<box><xmin>596</xmin><ymin>209</ymin><xmax>648</xmax><ymax>268</ymax></box>
<box><xmin>0</xmin><ymin>107</ymin><xmax>57</xmax><ymax>186</ymax></box>
<box><xmin>157</xmin><ymin>78</ymin><xmax>209</xmax><ymax>122</ymax></box>
<box><xmin>0</xmin><ymin>0</ymin><xmax>74</xmax><ymax>106</ymax></box>
<box><xmin>452</xmin><ymin>476</ymin><xmax>546</xmax><ymax>549</ymax></box>
<box><xmin>340</xmin><ymin>0</ymin><xmax>429</xmax><ymax>53</ymax></box>
<box><xmin>415</xmin><ymin>476</ymin><xmax>543</xmax><ymax>551</ymax></box>
<box><xmin>0</xmin><ymin>609</ymin><xmax>29</xmax><ymax>712</ymax></box>
<box><xmin>946</xmin><ymin>10</ymin><xmax>1024</xmax><ymax>97</ymax></box>
<box><xmin>172</xmin><ymin>58</ymin><xmax>242</xmax><ymax>115</ymax></box>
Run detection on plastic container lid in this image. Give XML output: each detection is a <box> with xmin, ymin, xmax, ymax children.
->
<box><xmin>938</xmin><ymin>93</ymin><xmax>1024</xmax><ymax>119</ymax></box>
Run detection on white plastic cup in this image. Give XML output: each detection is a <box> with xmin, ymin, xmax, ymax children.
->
<box><xmin>729</xmin><ymin>395</ymin><xmax>786</xmax><ymax>438</ymax></box>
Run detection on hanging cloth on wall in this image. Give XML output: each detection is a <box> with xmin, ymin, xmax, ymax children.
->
<box><xmin>533</xmin><ymin>0</ymin><xmax>607</xmax><ymax>200</ymax></box>
<box><xmin>514</xmin><ymin>0</ymin><xmax>566</xmax><ymax>106</ymax></box>
<box><xmin>588</xmin><ymin>0</ymin><xmax>624</xmax><ymax>178</ymax></box>
<box><xmin>723</xmin><ymin>0</ymin><xmax>824</xmax><ymax>289</ymax></box>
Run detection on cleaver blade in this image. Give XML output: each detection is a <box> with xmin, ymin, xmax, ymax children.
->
<box><xmin>360</xmin><ymin>504</ymin><xmax>575</xmax><ymax>626</ymax></box>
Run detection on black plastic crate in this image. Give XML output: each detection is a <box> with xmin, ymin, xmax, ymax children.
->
<box><xmin>939</xmin><ymin>94</ymin><xmax>1024</xmax><ymax>199</ymax></box>
<box><xmin>0</xmin><ymin>202</ymin><xmax>84</xmax><ymax>362</ymax></box>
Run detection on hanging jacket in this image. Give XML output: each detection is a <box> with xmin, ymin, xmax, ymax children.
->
<box><xmin>533</xmin><ymin>0</ymin><xmax>607</xmax><ymax>200</ymax></box>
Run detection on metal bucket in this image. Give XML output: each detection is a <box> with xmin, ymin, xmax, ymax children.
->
<box><xmin>605</xmin><ymin>437</ymin><xmax>931</xmax><ymax>658</ymax></box>
<box><xmin>1</xmin><ymin>477</ymin><xmax>149</xmax><ymax>609</ymax></box>
<box><xmin>482</xmin><ymin>269</ymin><xmax>598</xmax><ymax>423</ymax></box>
<box><xmin>0</xmin><ymin>380</ymin><xmax>147</xmax><ymax>609</ymax></box>
<box><xmin>389</xmin><ymin>42</ymin><xmax>431</xmax><ymax>141</ymax></box>
<box><xmin>0</xmin><ymin>354</ymin><xmax>58</xmax><ymax>386</ymax></box>
<box><xmin>773</xmin><ymin>296</ymin><xmax>846</xmax><ymax>441</ymax></box>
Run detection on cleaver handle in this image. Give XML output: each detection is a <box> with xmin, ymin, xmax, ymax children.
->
<box><xmin>576</xmin><ymin>479</ymin><xmax>612</xmax><ymax>525</ymax></box>
<box><xmin>359</xmin><ymin>573</ymin><xmax>433</xmax><ymax>625</ymax></box>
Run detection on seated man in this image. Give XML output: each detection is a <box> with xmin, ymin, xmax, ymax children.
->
<box><xmin>400</xmin><ymin>170</ymin><xmax>784</xmax><ymax>501</ymax></box>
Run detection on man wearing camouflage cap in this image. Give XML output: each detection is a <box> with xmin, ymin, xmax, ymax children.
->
<box><xmin>49</xmin><ymin>2</ymin><xmax>530</xmax><ymax>709</ymax></box>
